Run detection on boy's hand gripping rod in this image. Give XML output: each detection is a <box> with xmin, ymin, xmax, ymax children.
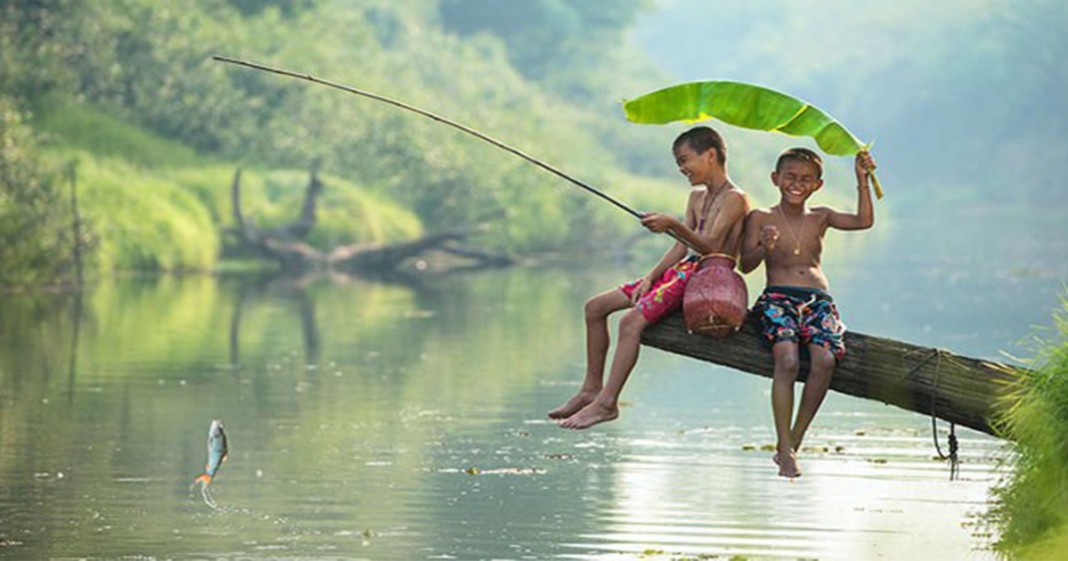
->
<box><xmin>212</xmin><ymin>55</ymin><xmax>700</xmax><ymax>253</ymax></box>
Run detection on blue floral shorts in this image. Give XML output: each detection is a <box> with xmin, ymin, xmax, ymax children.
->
<box><xmin>752</xmin><ymin>286</ymin><xmax>846</xmax><ymax>360</ymax></box>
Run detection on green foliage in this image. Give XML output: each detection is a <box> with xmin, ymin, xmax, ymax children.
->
<box><xmin>60</xmin><ymin>151</ymin><xmax>219</xmax><ymax>273</ymax></box>
<box><xmin>232</xmin><ymin>169</ymin><xmax>423</xmax><ymax>248</ymax></box>
<box><xmin>10</xmin><ymin>0</ymin><xmax>666</xmax><ymax>248</ymax></box>
<box><xmin>623</xmin><ymin>80</ymin><xmax>884</xmax><ymax>197</ymax></box>
<box><xmin>36</xmin><ymin>149</ymin><xmax>425</xmax><ymax>275</ymax></box>
<box><xmin>993</xmin><ymin>298</ymin><xmax>1068</xmax><ymax>556</ymax></box>
<box><xmin>624</xmin><ymin>81</ymin><xmax>866</xmax><ymax>155</ymax></box>
<box><xmin>0</xmin><ymin>0</ymin><xmax>687</xmax><ymax>283</ymax></box>
<box><xmin>35</xmin><ymin>95</ymin><xmax>202</xmax><ymax>168</ymax></box>
<box><xmin>0</xmin><ymin>96</ymin><xmax>74</xmax><ymax>286</ymax></box>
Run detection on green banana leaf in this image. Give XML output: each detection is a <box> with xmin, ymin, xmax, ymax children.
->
<box><xmin>623</xmin><ymin>81</ymin><xmax>883</xmax><ymax>198</ymax></box>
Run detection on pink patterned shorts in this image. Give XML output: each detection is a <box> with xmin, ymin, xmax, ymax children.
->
<box><xmin>620</xmin><ymin>256</ymin><xmax>701</xmax><ymax>323</ymax></box>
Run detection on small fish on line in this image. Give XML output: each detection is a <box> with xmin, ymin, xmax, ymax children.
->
<box><xmin>192</xmin><ymin>419</ymin><xmax>228</xmax><ymax>488</ymax></box>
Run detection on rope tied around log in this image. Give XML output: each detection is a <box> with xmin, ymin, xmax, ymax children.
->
<box><xmin>906</xmin><ymin>347</ymin><xmax>959</xmax><ymax>480</ymax></box>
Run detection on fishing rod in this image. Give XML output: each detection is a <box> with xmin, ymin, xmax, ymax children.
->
<box><xmin>211</xmin><ymin>55</ymin><xmax>698</xmax><ymax>251</ymax></box>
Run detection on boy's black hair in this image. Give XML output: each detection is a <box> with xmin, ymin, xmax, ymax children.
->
<box><xmin>673</xmin><ymin>126</ymin><xmax>726</xmax><ymax>165</ymax></box>
<box><xmin>775</xmin><ymin>147</ymin><xmax>824</xmax><ymax>178</ymax></box>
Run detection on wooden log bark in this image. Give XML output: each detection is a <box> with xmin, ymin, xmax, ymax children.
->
<box><xmin>641</xmin><ymin>312</ymin><xmax>1022</xmax><ymax>436</ymax></box>
<box><xmin>327</xmin><ymin>227</ymin><xmax>475</xmax><ymax>269</ymax></box>
<box><xmin>228</xmin><ymin>166</ymin><xmax>513</xmax><ymax>272</ymax></box>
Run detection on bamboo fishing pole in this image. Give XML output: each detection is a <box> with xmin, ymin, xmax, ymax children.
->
<box><xmin>211</xmin><ymin>55</ymin><xmax>699</xmax><ymax>251</ymax></box>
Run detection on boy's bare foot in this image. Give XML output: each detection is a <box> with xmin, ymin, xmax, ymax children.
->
<box><xmin>558</xmin><ymin>401</ymin><xmax>618</xmax><ymax>430</ymax></box>
<box><xmin>774</xmin><ymin>449</ymin><xmax>802</xmax><ymax>478</ymax></box>
<box><xmin>548</xmin><ymin>390</ymin><xmax>598</xmax><ymax>419</ymax></box>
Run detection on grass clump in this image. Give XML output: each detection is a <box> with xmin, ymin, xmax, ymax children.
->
<box><xmin>993</xmin><ymin>297</ymin><xmax>1068</xmax><ymax>558</ymax></box>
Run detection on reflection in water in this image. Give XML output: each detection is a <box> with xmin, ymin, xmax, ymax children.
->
<box><xmin>65</xmin><ymin>291</ymin><xmax>83</xmax><ymax>408</ymax></box>
<box><xmin>0</xmin><ymin>204</ymin><xmax>1063</xmax><ymax>559</ymax></box>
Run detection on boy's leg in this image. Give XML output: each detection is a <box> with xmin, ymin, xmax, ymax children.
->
<box><xmin>559</xmin><ymin>308</ymin><xmax>649</xmax><ymax>429</ymax></box>
<box><xmin>771</xmin><ymin>341</ymin><xmax>802</xmax><ymax>477</ymax></box>
<box><xmin>790</xmin><ymin>344</ymin><xmax>836</xmax><ymax>451</ymax></box>
<box><xmin>548</xmin><ymin>289</ymin><xmax>633</xmax><ymax>419</ymax></box>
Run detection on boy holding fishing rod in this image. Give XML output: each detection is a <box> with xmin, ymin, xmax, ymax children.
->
<box><xmin>740</xmin><ymin>147</ymin><xmax>876</xmax><ymax>478</ymax></box>
<box><xmin>551</xmin><ymin>126</ymin><xmax>750</xmax><ymax>430</ymax></box>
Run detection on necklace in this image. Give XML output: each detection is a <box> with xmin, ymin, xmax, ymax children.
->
<box><xmin>776</xmin><ymin>205</ymin><xmax>804</xmax><ymax>256</ymax></box>
<box><xmin>697</xmin><ymin>178</ymin><xmax>731</xmax><ymax>233</ymax></box>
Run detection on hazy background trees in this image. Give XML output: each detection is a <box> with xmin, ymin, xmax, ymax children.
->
<box><xmin>0</xmin><ymin>0</ymin><xmax>1064</xmax><ymax>286</ymax></box>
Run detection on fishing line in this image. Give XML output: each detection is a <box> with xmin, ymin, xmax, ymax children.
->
<box><xmin>212</xmin><ymin>55</ymin><xmax>697</xmax><ymax>251</ymax></box>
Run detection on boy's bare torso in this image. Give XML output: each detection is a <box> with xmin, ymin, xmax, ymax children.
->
<box><xmin>687</xmin><ymin>185</ymin><xmax>747</xmax><ymax>257</ymax></box>
<box><xmin>750</xmin><ymin>205</ymin><xmax>832</xmax><ymax>291</ymax></box>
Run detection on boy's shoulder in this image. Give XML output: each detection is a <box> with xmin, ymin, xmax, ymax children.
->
<box><xmin>807</xmin><ymin>205</ymin><xmax>836</xmax><ymax>214</ymax></box>
<box><xmin>746</xmin><ymin>206</ymin><xmax>774</xmax><ymax>219</ymax></box>
<box><xmin>724</xmin><ymin>186</ymin><xmax>748</xmax><ymax>199</ymax></box>
<box><xmin>806</xmin><ymin>205</ymin><xmax>838</xmax><ymax>221</ymax></box>
<box><xmin>721</xmin><ymin>187</ymin><xmax>750</xmax><ymax>208</ymax></box>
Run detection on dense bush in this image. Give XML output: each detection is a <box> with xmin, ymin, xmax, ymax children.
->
<box><xmin>0</xmin><ymin>96</ymin><xmax>76</xmax><ymax>286</ymax></box>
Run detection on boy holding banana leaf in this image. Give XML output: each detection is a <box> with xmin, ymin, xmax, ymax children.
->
<box><xmin>740</xmin><ymin>148</ymin><xmax>876</xmax><ymax>478</ymax></box>
<box><xmin>552</xmin><ymin>126</ymin><xmax>750</xmax><ymax>430</ymax></box>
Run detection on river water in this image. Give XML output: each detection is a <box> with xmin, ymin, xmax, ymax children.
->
<box><xmin>0</xmin><ymin>206</ymin><xmax>1064</xmax><ymax>560</ymax></box>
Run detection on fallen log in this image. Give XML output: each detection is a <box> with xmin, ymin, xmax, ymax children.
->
<box><xmin>228</xmin><ymin>166</ymin><xmax>514</xmax><ymax>272</ymax></box>
<box><xmin>641</xmin><ymin>312</ymin><xmax>1022</xmax><ymax>436</ymax></box>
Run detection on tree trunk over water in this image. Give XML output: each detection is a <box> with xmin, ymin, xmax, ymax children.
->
<box><xmin>229</xmin><ymin>166</ymin><xmax>514</xmax><ymax>272</ymax></box>
<box><xmin>641</xmin><ymin>312</ymin><xmax>1021</xmax><ymax>437</ymax></box>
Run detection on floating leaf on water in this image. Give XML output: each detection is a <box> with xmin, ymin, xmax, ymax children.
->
<box><xmin>464</xmin><ymin>466</ymin><xmax>481</xmax><ymax>475</ymax></box>
<box><xmin>759</xmin><ymin>444</ymin><xmax>776</xmax><ymax>452</ymax></box>
<box><xmin>479</xmin><ymin>467</ymin><xmax>547</xmax><ymax>475</ymax></box>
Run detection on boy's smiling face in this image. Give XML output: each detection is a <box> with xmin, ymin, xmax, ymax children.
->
<box><xmin>674</xmin><ymin>142</ymin><xmax>717</xmax><ymax>186</ymax></box>
<box><xmin>772</xmin><ymin>159</ymin><xmax>823</xmax><ymax>205</ymax></box>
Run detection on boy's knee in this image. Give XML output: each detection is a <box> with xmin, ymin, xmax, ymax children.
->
<box><xmin>811</xmin><ymin>351</ymin><xmax>836</xmax><ymax>372</ymax></box>
<box><xmin>617</xmin><ymin>310</ymin><xmax>648</xmax><ymax>337</ymax></box>
<box><xmin>585</xmin><ymin>297</ymin><xmax>610</xmax><ymax>320</ymax></box>
<box><xmin>809</xmin><ymin>350</ymin><xmax>837</xmax><ymax>378</ymax></box>
<box><xmin>773</xmin><ymin>350</ymin><xmax>801</xmax><ymax>377</ymax></box>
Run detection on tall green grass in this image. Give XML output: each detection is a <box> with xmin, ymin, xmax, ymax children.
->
<box><xmin>993</xmin><ymin>297</ymin><xmax>1068</xmax><ymax>559</ymax></box>
<box><xmin>28</xmin><ymin>97</ymin><xmax>424</xmax><ymax>279</ymax></box>
<box><xmin>52</xmin><ymin>150</ymin><xmax>220</xmax><ymax>273</ymax></box>
<box><xmin>34</xmin><ymin>95</ymin><xmax>203</xmax><ymax>168</ymax></box>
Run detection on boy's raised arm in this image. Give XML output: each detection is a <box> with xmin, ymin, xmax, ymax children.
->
<box><xmin>826</xmin><ymin>151</ymin><xmax>876</xmax><ymax>231</ymax></box>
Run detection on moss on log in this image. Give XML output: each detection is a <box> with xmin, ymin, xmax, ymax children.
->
<box><xmin>641</xmin><ymin>312</ymin><xmax>1021</xmax><ymax>436</ymax></box>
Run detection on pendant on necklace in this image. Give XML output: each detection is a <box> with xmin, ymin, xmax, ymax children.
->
<box><xmin>793</xmin><ymin>247</ymin><xmax>801</xmax><ymax>256</ymax></box>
